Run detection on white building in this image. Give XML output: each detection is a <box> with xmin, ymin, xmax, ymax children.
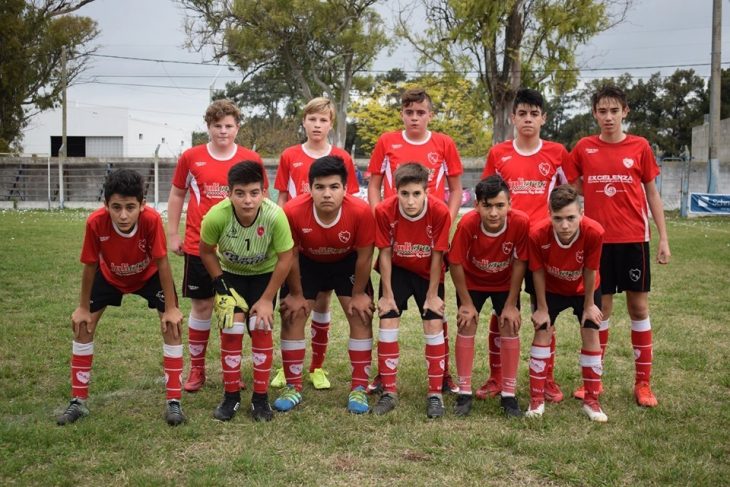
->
<box><xmin>21</xmin><ymin>102</ymin><xmax>192</xmax><ymax>158</ymax></box>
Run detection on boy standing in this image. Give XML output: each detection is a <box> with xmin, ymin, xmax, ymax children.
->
<box><xmin>272</xmin><ymin>97</ymin><xmax>361</xmax><ymax>390</ymax></box>
<box><xmin>167</xmin><ymin>99</ymin><xmax>267</xmax><ymax>393</ymax></box>
<box><xmin>526</xmin><ymin>185</ymin><xmax>607</xmax><ymax>422</ymax></box>
<box><xmin>57</xmin><ymin>169</ymin><xmax>185</xmax><ymax>426</ymax></box>
<box><xmin>565</xmin><ymin>85</ymin><xmax>670</xmax><ymax>407</ymax></box>
<box><xmin>367</xmin><ymin>87</ymin><xmax>464</xmax><ymax>393</ymax></box>
<box><xmin>199</xmin><ymin>162</ymin><xmax>294</xmax><ymax>422</ymax></box>
<box><xmin>372</xmin><ymin>163</ymin><xmax>452</xmax><ymax>418</ymax></box>
<box><xmin>449</xmin><ymin>175</ymin><xmax>529</xmax><ymax>417</ymax></box>
<box><xmin>478</xmin><ymin>88</ymin><xmax>569</xmax><ymax>403</ymax></box>
<box><xmin>277</xmin><ymin>156</ymin><xmax>376</xmax><ymax>414</ymax></box>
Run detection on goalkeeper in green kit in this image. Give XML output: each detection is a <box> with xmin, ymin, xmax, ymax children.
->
<box><xmin>199</xmin><ymin>161</ymin><xmax>296</xmax><ymax>422</ymax></box>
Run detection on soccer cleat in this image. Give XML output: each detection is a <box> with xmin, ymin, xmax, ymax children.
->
<box><xmin>634</xmin><ymin>382</ymin><xmax>658</xmax><ymax>408</ymax></box>
<box><xmin>308</xmin><ymin>368</ymin><xmax>331</xmax><ymax>390</ymax></box>
<box><xmin>164</xmin><ymin>399</ymin><xmax>186</xmax><ymax>426</ymax></box>
<box><xmin>347</xmin><ymin>386</ymin><xmax>369</xmax><ymax>414</ymax></box>
<box><xmin>582</xmin><ymin>399</ymin><xmax>608</xmax><ymax>422</ymax></box>
<box><xmin>573</xmin><ymin>383</ymin><xmax>603</xmax><ymax>400</ymax></box>
<box><xmin>184</xmin><ymin>367</ymin><xmax>206</xmax><ymax>393</ymax></box>
<box><xmin>525</xmin><ymin>400</ymin><xmax>545</xmax><ymax>418</ymax></box>
<box><xmin>57</xmin><ymin>398</ymin><xmax>89</xmax><ymax>425</ymax></box>
<box><xmin>426</xmin><ymin>394</ymin><xmax>445</xmax><ymax>418</ymax></box>
<box><xmin>372</xmin><ymin>392</ymin><xmax>398</xmax><ymax>415</ymax></box>
<box><xmin>273</xmin><ymin>385</ymin><xmax>302</xmax><ymax>412</ymax></box>
<box><xmin>453</xmin><ymin>393</ymin><xmax>473</xmax><ymax>417</ymax></box>
<box><xmin>544</xmin><ymin>380</ymin><xmax>564</xmax><ymax>403</ymax></box>
<box><xmin>213</xmin><ymin>392</ymin><xmax>241</xmax><ymax>421</ymax></box>
<box><xmin>475</xmin><ymin>376</ymin><xmax>501</xmax><ymax>400</ymax></box>
<box><xmin>442</xmin><ymin>373</ymin><xmax>460</xmax><ymax>394</ymax></box>
<box><xmin>270</xmin><ymin>368</ymin><xmax>286</xmax><ymax>388</ymax></box>
<box><xmin>367</xmin><ymin>374</ymin><xmax>383</xmax><ymax>395</ymax></box>
<box><xmin>500</xmin><ymin>395</ymin><xmax>523</xmax><ymax>418</ymax></box>
<box><xmin>250</xmin><ymin>393</ymin><xmax>274</xmax><ymax>422</ymax></box>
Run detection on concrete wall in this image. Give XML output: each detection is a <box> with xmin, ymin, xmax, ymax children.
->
<box><xmin>691</xmin><ymin>119</ymin><xmax>730</xmax><ymax>164</ymax></box>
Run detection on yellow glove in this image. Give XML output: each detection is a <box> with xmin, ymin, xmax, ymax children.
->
<box><xmin>212</xmin><ymin>276</ymin><xmax>248</xmax><ymax>329</ymax></box>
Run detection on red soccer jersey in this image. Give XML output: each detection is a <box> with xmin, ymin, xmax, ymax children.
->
<box><xmin>284</xmin><ymin>193</ymin><xmax>375</xmax><ymax>263</ymax></box>
<box><xmin>274</xmin><ymin>144</ymin><xmax>360</xmax><ymax>199</ymax></box>
<box><xmin>368</xmin><ymin>130</ymin><xmax>463</xmax><ymax>200</ymax></box>
<box><xmin>482</xmin><ymin>139</ymin><xmax>568</xmax><ymax>221</ymax></box>
<box><xmin>80</xmin><ymin>206</ymin><xmax>167</xmax><ymax>293</ymax></box>
<box><xmin>449</xmin><ymin>209</ymin><xmax>530</xmax><ymax>292</ymax></box>
<box><xmin>565</xmin><ymin>134</ymin><xmax>660</xmax><ymax>243</ymax></box>
<box><xmin>171</xmin><ymin>144</ymin><xmax>267</xmax><ymax>256</ymax></box>
<box><xmin>528</xmin><ymin>216</ymin><xmax>604</xmax><ymax>296</ymax></box>
<box><xmin>375</xmin><ymin>195</ymin><xmax>451</xmax><ymax>281</ymax></box>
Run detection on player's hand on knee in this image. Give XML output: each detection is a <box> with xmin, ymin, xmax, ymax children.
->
<box><xmin>424</xmin><ymin>295</ymin><xmax>445</xmax><ymax>317</ymax></box>
<box><xmin>160</xmin><ymin>307</ymin><xmax>184</xmax><ymax>339</ymax></box>
<box><xmin>457</xmin><ymin>304</ymin><xmax>478</xmax><ymax>330</ymax></box>
<box><xmin>500</xmin><ymin>305</ymin><xmax>522</xmax><ymax>335</ymax></box>
<box><xmin>280</xmin><ymin>294</ymin><xmax>308</xmax><ymax>322</ymax></box>
<box><xmin>348</xmin><ymin>293</ymin><xmax>374</xmax><ymax>323</ymax></box>
<box><xmin>377</xmin><ymin>296</ymin><xmax>398</xmax><ymax>316</ymax></box>
<box><xmin>531</xmin><ymin>309</ymin><xmax>550</xmax><ymax>331</ymax></box>
<box><xmin>71</xmin><ymin>307</ymin><xmax>94</xmax><ymax>338</ymax></box>
<box><xmin>581</xmin><ymin>304</ymin><xmax>603</xmax><ymax>328</ymax></box>
<box><xmin>249</xmin><ymin>301</ymin><xmax>274</xmax><ymax>332</ymax></box>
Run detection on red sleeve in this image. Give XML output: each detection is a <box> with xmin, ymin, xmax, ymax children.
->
<box><xmin>354</xmin><ymin>204</ymin><xmax>376</xmax><ymax>247</ymax></box>
<box><xmin>171</xmin><ymin>152</ymin><xmax>190</xmax><ymax>190</ymax></box>
<box><xmin>147</xmin><ymin>210</ymin><xmax>168</xmax><ymax>260</ymax></box>
<box><xmin>528</xmin><ymin>230</ymin><xmax>544</xmax><ymax>272</ymax></box>
<box><xmin>482</xmin><ymin>149</ymin><xmax>496</xmax><ymax>179</ymax></box>
<box><xmin>564</xmin><ymin>146</ymin><xmax>582</xmax><ymax>184</ymax></box>
<box><xmin>80</xmin><ymin>216</ymin><xmax>100</xmax><ymax>264</ymax></box>
<box><xmin>640</xmin><ymin>141</ymin><xmax>660</xmax><ymax>183</ymax></box>
<box><xmin>431</xmin><ymin>201</ymin><xmax>451</xmax><ymax>252</ymax></box>
<box><xmin>583</xmin><ymin>223</ymin><xmax>604</xmax><ymax>271</ymax></box>
<box><xmin>443</xmin><ymin>137</ymin><xmax>464</xmax><ymax>176</ymax></box>
<box><xmin>283</xmin><ymin>201</ymin><xmax>301</xmax><ymax>246</ymax></box>
<box><xmin>447</xmin><ymin>217</ymin><xmax>471</xmax><ymax>265</ymax></box>
<box><xmin>274</xmin><ymin>151</ymin><xmax>290</xmax><ymax>192</ymax></box>
<box><xmin>367</xmin><ymin>136</ymin><xmax>387</xmax><ymax>175</ymax></box>
<box><xmin>343</xmin><ymin>153</ymin><xmax>361</xmax><ymax>194</ymax></box>
<box><xmin>374</xmin><ymin>204</ymin><xmax>392</xmax><ymax>249</ymax></box>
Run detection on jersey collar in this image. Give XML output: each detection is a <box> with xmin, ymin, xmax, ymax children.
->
<box><xmin>512</xmin><ymin>138</ymin><xmax>543</xmax><ymax>157</ymax></box>
<box><xmin>313</xmin><ymin>204</ymin><xmax>342</xmax><ymax>228</ymax></box>
<box><xmin>398</xmin><ymin>200</ymin><xmax>428</xmax><ymax>222</ymax></box>
<box><xmin>111</xmin><ymin>220</ymin><xmax>139</xmax><ymax>238</ymax></box>
<box><xmin>206</xmin><ymin>143</ymin><xmax>238</xmax><ymax>161</ymax></box>
<box><xmin>480</xmin><ymin>219</ymin><xmax>507</xmax><ymax>238</ymax></box>
<box><xmin>401</xmin><ymin>130</ymin><xmax>432</xmax><ymax>146</ymax></box>
<box><xmin>553</xmin><ymin>226</ymin><xmax>581</xmax><ymax>249</ymax></box>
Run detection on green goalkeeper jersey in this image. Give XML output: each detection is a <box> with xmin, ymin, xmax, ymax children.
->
<box><xmin>200</xmin><ymin>198</ymin><xmax>293</xmax><ymax>275</ymax></box>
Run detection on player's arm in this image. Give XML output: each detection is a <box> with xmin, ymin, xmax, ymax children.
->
<box><xmin>367</xmin><ymin>173</ymin><xmax>383</xmax><ymax>210</ymax></box>
<box><xmin>423</xmin><ymin>250</ymin><xmax>445</xmax><ymax>317</ymax></box>
<box><xmin>581</xmin><ymin>267</ymin><xmax>603</xmax><ymax>326</ymax></box>
<box><xmin>377</xmin><ymin>247</ymin><xmax>398</xmax><ymax>315</ymax></box>
<box><xmin>280</xmin><ymin>247</ymin><xmax>309</xmax><ymax>322</ymax></box>
<box><xmin>530</xmin><ymin>268</ymin><xmax>550</xmax><ymax>330</ymax></box>
<box><xmin>166</xmin><ymin>186</ymin><xmax>187</xmax><ymax>256</ymax></box>
<box><xmin>644</xmin><ymin>180</ymin><xmax>671</xmax><ymax>265</ymax></box>
<box><xmin>446</xmin><ymin>174</ymin><xmax>463</xmax><ymax>223</ymax></box>
<box><xmin>156</xmin><ymin>255</ymin><xmax>183</xmax><ymax>339</ymax></box>
<box><xmin>450</xmin><ymin>263</ymin><xmax>477</xmax><ymax>329</ymax></box>
<box><xmin>347</xmin><ymin>245</ymin><xmax>375</xmax><ymax>322</ymax></box>
<box><xmin>72</xmin><ymin>263</ymin><xmax>97</xmax><ymax>337</ymax></box>
<box><xmin>249</xmin><ymin>248</ymin><xmax>294</xmax><ymax>330</ymax></box>
<box><xmin>500</xmin><ymin>259</ymin><xmax>526</xmax><ymax>335</ymax></box>
<box><xmin>276</xmin><ymin>192</ymin><xmax>290</xmax><ymax>207</ymax></box>
<box><xmin>199</xmin><ymin>240</ymin><xmax>223</xmax><ymax>280</ymax></box>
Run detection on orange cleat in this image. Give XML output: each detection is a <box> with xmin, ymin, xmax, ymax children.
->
<box><xmin>183</xmin><ymin>367</ymin><xmax>206</xmax><ymax>392</ymax></box>
<box><xmin>634</xmin><ymin>382</ymin><xmax>658</xmax><ymax>407</ymax></box>
<box><xmin>475</xmin><ymin>376</ymin><xmax>501</xmax><ymax>400</ymax></box>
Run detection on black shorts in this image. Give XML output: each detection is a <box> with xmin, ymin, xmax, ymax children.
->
<box><xmin>221</xmin><ymin>271</ymin><xmax>276</xmax><ymax>310</ymax></box>
<box><xmin>281</xmin><ymin>252</ymin><xmax>373</xmax><ymax>300</ymax></box>
<box><xmin>545</xmin><ymin>289</ymin><xmax>602</xmax><ymax>328</ymax></box>
<box><xmin>456</xmin><ymin>290</ymin><xmax>510</xmax><ymax>316</ymax></box>
<box><xmin>182</xmin><ymin>253</ymin><xmax>215</xmax><ymax>299</ymax></box>
<box><xmin>89</xmin><ymin>269</ymin><xmax>176</xmax><ymax>313</ymax></box>
<box><xmin>599</xmin><ymin>242</ymin><xmax>651</xmax><ymax>294</ymax></box>
<box><xmin>523</xmin><ymin>269</ymin><xmax>535</xmax><ymax>296</ymax></box>
<box><xmin>378</xmin><ymin>265</ymin><xmax>444</xmax><ymax>320</ymax></box>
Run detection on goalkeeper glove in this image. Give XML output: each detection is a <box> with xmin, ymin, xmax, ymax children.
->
<box><xmin>212</xmin><ymin>276</ymin><xmax>248</xmax><ymax>329</ymax></box>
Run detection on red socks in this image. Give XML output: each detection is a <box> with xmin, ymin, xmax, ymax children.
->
<box><xmin>631</xmin><ymin>318</ymin><xmax>653</xmax><ymax>384</ymax></box>
<box><xmin>163</xmin><ymin>344</ymin><xmax>183</xmax><ymax>400</ymax></box>
<box><xmin>348</xmin><ymin>338</ymin><xmax>373</xmax><ymax>390</ymax></box>
<box><xmin>500</xmin><ymin>336</ymin><xmax>520</xmax><ymax>396</ymax></box>
<box><xmin>580</xmin><ymin>348</ymin><xmax>603</xmax><ymax>401</ymax></box>
<box><xmin>281</xmin><ymin>339</ymin><xmax>306</xmax><ymax>391</ymax></box>
<box><xmin>220</xmin><ymin>326</ymin><xmax>244</xmax><ymax>393</ymax></box>
<box><xmin>187</xmin><ymin>315</ymin><xmax>211</xmax><ymax>371</ymax></box>
<box><xmin>309</xmin><ymin>312</ymin><xmax>331</xmax><ymax>372</ymax></box>
<box><xmin>377</xmin><ymin>328</ymin><xmax>399</xmax><ymax>393</ymax></box>
<box><xmin>487</xmin><ymin>313</ymin><xmax>502</xmax><ymax>381</ymax></box>
<box><xmin>251</xmin><ymin>328</ymin><xmax>273</xmax><ymax>394</ymax></box>
<box><xmin>546</xmin><ymin>333</ymin><xmax>557</xmax><ymax>383</ymax></box>
<box><xmin>529</xmin><ymin>344</ymin><xmax>551</xmax><ymax>402</ymax></box>
<box><xmin>71</xmin><ymin>341</ymin><xmax>94</xmax><ymax>399</ymax></box>
<box><xmin>425</xmin><ymin>333</ymin><xmax>446</xmax><ymax>395</ymax></box>
<box><xmin>455</xmin><ymin>333</ymin><xmax>475</xmax><ymax>393</ymax></box>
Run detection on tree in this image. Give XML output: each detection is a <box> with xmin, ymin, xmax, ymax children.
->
<box><xmin>0</xmin><ymin>0</ymin><xmax>98</xmax><ymax>152</ymax></box>
<box><xmin>180</xmin><ymin>0</ymin><xmax>390</xmax><ymax>148</ymax></box>
<box><xmin>396</xmin><ymin>0</ymin><xmax>630</xmax><ymax>143</ymax></box>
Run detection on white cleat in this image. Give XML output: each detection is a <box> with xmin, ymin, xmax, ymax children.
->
<box><xmin>525</xmin><ymin>400</ymin><xmax>545</xmax><ymax>418</ymax></box>
<box><xmin>582</xmin><ymin>401</ymin><xmax>608</xmax><ymax>423</ymax></box>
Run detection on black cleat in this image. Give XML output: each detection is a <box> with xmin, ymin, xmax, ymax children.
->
<box><xmin>165</xmin><ymin>399</ymin><xmax>186</xmax><ymax>426</ymax></box>
<box><xmin>453</xmin><ymin>393</ymin><xmax>473</xmax><ymax>417</ymax></box>
<box><xmin>250</xmin><ymin>393</ymin><xmax>273</xmax><ymax>422</ymax></box>
<box><xmin>500</xmin><ymin>395</ymin><xmax>523</xmax><ymax>418</ymax></box>
<box><xmin>426</xmin><ymin>394</ymin><xmax>445</xmax><ymax>418</ymax></box>
<box><xmin>213</xmin><ymin>392</ymin><xmax>241</xmax><ymax>421</ymax></box>
<box><xmin>57</xmin><ymin>398</ymin><xmax>89</xmax><ymax>426</ymax></box>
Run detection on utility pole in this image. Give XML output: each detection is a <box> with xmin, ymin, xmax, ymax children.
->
<box><xmin>60</xmin><ymin>45</ymin><xmax>68</xmax><ymax>208</ymax></box>
<box><xmin>707</xmin><ymin>0</ymin><xmax>722</xmax><ymax>193</ymax></box>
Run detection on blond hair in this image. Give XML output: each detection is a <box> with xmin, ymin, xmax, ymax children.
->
<box><xmin>302</xmin><ymin>97</ymin><xmax>336</xmax><ymax>122</ymax></box>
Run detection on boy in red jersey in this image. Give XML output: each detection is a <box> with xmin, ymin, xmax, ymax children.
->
<box><xmin>367</xmin><ymin>87</ymin><xmax>463</xmax><ymax>393</ymax></box>
<box><xmin>478</xmin><ymin>88</ymin><xmax>569</xmax><ymax>403</ymax></box>
<box><xmin>372</xmin><ymin>163</ymin><xmax>452</xmax><ymax>418</ymax></box>
<box><xmin>276</xmin><ymin>156</ymin><xmax>376</xmax><ymax>414</ymax></box>
<box><xmin>526</xmin><ymin>185</ymin><xmax>607</xmax><ymax>422</ymax></box>
<box><xmin>271</xmin><ymin>97</ymin><xmax>361</xmax><ymax>391</ymax></box>
<box><xmin>565</xmin><ymin>85</ymin><xmax>671</xmax><ymax>407</ymax></box>
<box><xmin>450</xmin><ymin>175</ymin><xmax>529</xmax><ymax>417</ymax></box>
<box><xmin>57</xmin><ymin>169</ymin><xmax>184</xmax><ymax>426</ymax></box>
<box><xmin>167</xmin><ymin>99</ymin><xmax>268</xmax><ymax>393</ymax></box>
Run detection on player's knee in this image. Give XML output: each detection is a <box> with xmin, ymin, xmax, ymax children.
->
<box><xmin>191</xmin><ymin>297</ymin><xmax>214</xmax><ymax>318</ymax></box>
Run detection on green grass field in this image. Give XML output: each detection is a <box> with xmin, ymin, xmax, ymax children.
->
<box><xmin>1</xmin><ymin>210</ymin><xmax>729</xmax><ymax>486</ymax></box>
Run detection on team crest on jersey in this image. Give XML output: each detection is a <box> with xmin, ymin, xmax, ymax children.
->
<box><xmin>138</xmin><ymin>239</ymin><xmax>147</xmax><ymax>252</ymax></box>
<box><xmin>427</xmin><ymin>152</ymin><xmax>440</xmax><ymax>164</ymax></box>
<box><xmin>426</xmin><ymin>225</ymin><xmax>433</xmax><ymax>239</ymax></box>
<box><xmin>257</xmin><ymin>226</ymin><xmax>265</xmax><ymax>237</ymax></box>
<box><xmin>576</xmin><ymin>250</ymin><xmax>584</xmax><ymax>264</ymax></box>
<box><xmin>629</xmin><ymin>268</ymin><xmax>641</xmax><ymax>282</ymax></box>
<box><xmin>538</xmin><ymin>162</ymin><xmax>551</xmax><ymax>177</ymax></box>
<box><xmin>502</xmin><ymin>242</ymin><xmax>513</xmax><ymax>255</ymax></box>
<box><xmin>338</xmin><ymin>230</ymin><xmax>351</xmax><ymax>243</ymax></box>
<box><xmin>623</xmin><ymin>158</ymin><xmax>635</xmax><ymax>168</ymax></box>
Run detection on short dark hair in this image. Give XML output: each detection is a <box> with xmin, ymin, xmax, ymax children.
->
<box><xmin>549</xmin><ymin>184</ymin><xmax>581</xmax><ymax>212</ymax></box>
<box><xmin>103</xmin><ymin>169</ymin><xmax>144</xmax><ymax>203</ymax></box>
<box><xmin>475</xmin><ymin>175</ymin><xmax>510</xmax><ymax>203</ymax></box>
<box><xmin>309</xmin><ymin>155</ymin><xmax>348</xmax><ymax>187</ymax></box>
<box><xmin>394</xmin><ymin>162</ymin><xmax>429</xmax><ymax>189</ymax></box>
<box><xmin>512</xmin><ymin>88</ymin><xmax>544</xmax><ymax>113</ymax></box>
<box><xmin>228</xmin><ymin>161</ymin><xmax>264</xmax><ymax>188</ymax></box>
<box><xmin>592</xmin><ymin>85</ymin><xmax>628</xmax><ymax>111</ymax></box>
<box><xmin>401</xmin><ymin>88</ymin><xmax>432</xmax><ymax>110</ymax></box>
